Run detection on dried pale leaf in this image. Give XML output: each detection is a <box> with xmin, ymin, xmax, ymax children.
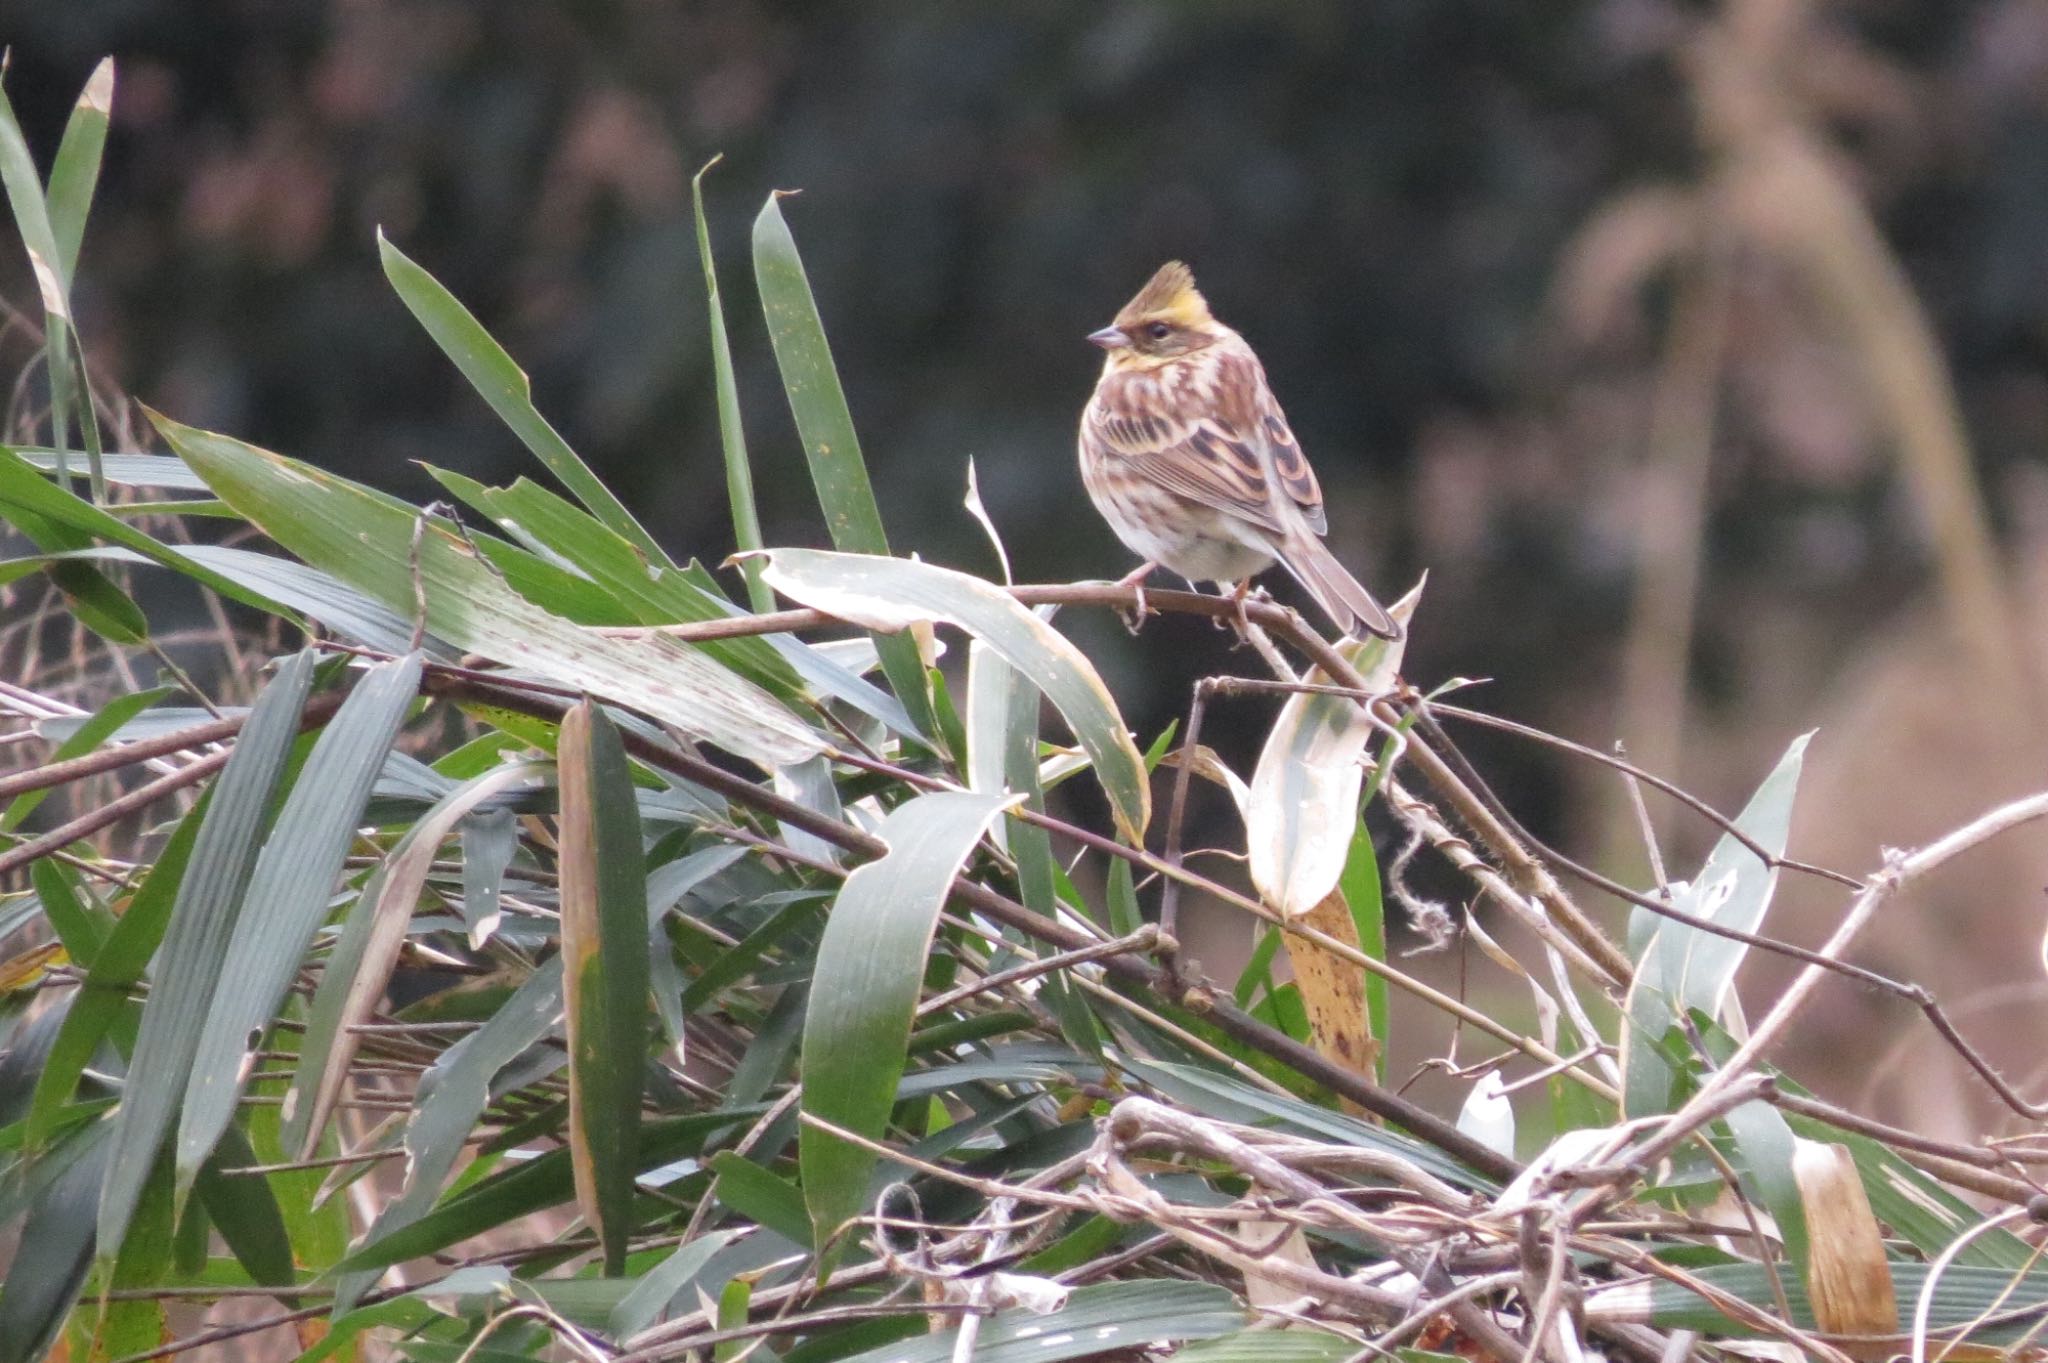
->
<box><xmin>1282</xmin><ymin>888</ymin><xmax>1377</xmax><ymax>1104</ymax></box>
<box><xmin>1456</xmin><ymin>1071</ymin><xmax>1515</xmax><ymax>1161</ymax></box>
<box><xmin>1247</xmin><ymin>579</ymin><xmax>1419</xmax><ymax>917</ymax></box>
<box><xmin>1156</xmin><ymin>743</ymin><xmax>1252</xmax><ymax>821</ymax></box>
<box><xmin>1239</xmin><ymin>1220</ymin><xmax>1319</xmax><ymax>1310</ymax></box>
<box><xmin>1794</xmin><ymin>1138</ymin><xmax>1897</xmax><ymax>1339</ymax></box>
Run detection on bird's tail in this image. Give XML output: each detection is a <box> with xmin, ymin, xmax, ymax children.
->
<box><xmin>1275</xmin><ymin>527</ymin><xmax>1402</xmax><ymax>642</ymax></box>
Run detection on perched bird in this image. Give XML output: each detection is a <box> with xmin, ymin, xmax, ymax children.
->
<box><xmin>1077</xmin><ymin>261</ymin><xmax>1400</xmax><ymax>641</ymax></box>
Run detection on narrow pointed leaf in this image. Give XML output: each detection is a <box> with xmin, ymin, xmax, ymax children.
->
<box><xmin>98</xmin><ymin>648</ymin><xmax>317</xmax><ymax>1258</ymax></box>
<box><xmin>759</xmin><ymin>550</ymin><xmax>1147</xmax><ymax>841</ymax></box>
<box><xmin>800</xmin><ymin>789</ymin><xmax>1010</xmax><ymax>1257</ymax></box>
<box><xmin>610</xmin><ymin>1228</ymin><xmax>739</xmax><ymax>1340</ymax></box>
<box><xmin>378</xmin><ymin>232</ymin><xmax>667</xmax><ymax>562</ymax></box>
<box><xmin>1248</xmin><ymin>585</ymin><xmax>1415</xmax><ymax>916</ymax></box>
<box><xmin>164</xmin><ymin>419</ymin><xmax>823</xmax><ymax>767</ymax></box>
<box><xmin>752</xmin><ymin>193</ymin><xmax>935</xmax><ymax>737</ymax></box>
<box><xmin>1623</xmin><ymin>733</ymin><xmax>1812</xmax><ymax>1117</ymax></box>
<box><xmin>46</xmin><ymin>59</ymin><xmax>113</xmax><ymax>283</ymax></box>
<box><xmin>175</xmin><ymin>652</ymin><xmax>424</xmax><ymax>1196</ymax></box>
<box><xmin>559</xmin><ymin>700</ymin><xmax>651</xmax><ymax>1275</ymax></box>
<box><xmin>694</xmin><ymin>164</ymin><xmax>771</xmax><ymax>614</ymax></box>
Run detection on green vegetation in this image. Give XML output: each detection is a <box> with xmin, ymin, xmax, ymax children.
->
<box><xmin>4</xmin><ymin>58</ymin><xmax>2048</xmax><ymax>1363</ymax></box>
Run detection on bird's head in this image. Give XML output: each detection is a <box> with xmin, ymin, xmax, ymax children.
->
<box><xmin>1089</xmin><ymin>261</ymin><xmax>1225</xmax><ymax>371</ymax></box>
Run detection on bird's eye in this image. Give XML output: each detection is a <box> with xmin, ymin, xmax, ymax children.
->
<box><xmin>1145</xmin><ymin>321</ymin><xmax>1172</xmax><ymax>341</ymax></box>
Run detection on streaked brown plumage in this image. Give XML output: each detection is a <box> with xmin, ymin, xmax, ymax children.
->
<box><xmin>1077</xmin><ymin>261</ymin><xmax>1400</xmax><ymax>641</ymax></box>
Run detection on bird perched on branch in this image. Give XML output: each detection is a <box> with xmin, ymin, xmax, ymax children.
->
<box><xmin>1077</xmin><ymin>261</ymin><xmax>1399</xmax><ymax>641</ymax></box>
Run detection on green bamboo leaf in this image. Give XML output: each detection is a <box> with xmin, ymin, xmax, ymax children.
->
<box><xmin>0</xmin><ymin>1124</ymin><xmax>109</xmax><ymax>1363</ymax></box>
<box><xmin>609</xmin><ymin>1228</ymin><xmax>739</xmax><ymax>1340</ymax></box>
<box><xmin>28</xmin><ymin>861</ymin><xmax>107</xmax><ymax>966</ymax></box>
<box><xmin>799</xmin><ymin>789</ymin><xmax>1010</xmax><ymax>1259</ymax></box>
<box><xmin>194</xmin><ymin>1122</ymin><xmax>294</xmax><ymax>1287</ymax></box>
<box><xmin>694</xmin><ymin>161</ymin><xmax>771</xmax><ymax>614</ymax></box>
<box><xmin>708</xmin><ymin>1152</ymin><xmax>813</xmax><ymax>1248</ymax></box>
<box><xmin>12</xmin><ymin>448</ymin><xmax>203</xmax><ymax>491</ymax></box>
<box><xmin>426</xmin><ymin>467</ymin><xmax>799</xmax><ymax>692</ymax></box>
<box><xmin>1174</xmin><ymin>1330</ymin><xmax>1362</xmax><ymax>1363</ymax></box>
<box><xmin>0</xmin><ymin>446</ymin><xmax>292</xmax><ymax>619</ymax></box>
<box><xmin>378</xmin><ymin>231</ymin><xmax>667</xmax><ymax>562</ymax></box>
<box><xmin>1336</xmin><ymin>820</ymin><xmax>1389</xmax><ymax>1082</ymax></box>
<box><xmin>831</xmin><ymin>1281</ymin><xmax>1247</xmax><ymax>1363</ymax></box>
<box><xmin>0</xmin><ymin>510</ymin><xmax>144</xmax><ymax>641</ymax></box>
<box><xmin>97</xmin><ymin>649</ymin><xmax>317</xmax><ymax>1260</ymax></box>
<box><xmin>0</xmin><ymin>69</ymin><xmax>108</xmax><ymax>504</ymax></box>
<box><xmin>162</xmin><ymin>417</ymin><xmax>826</xmax><ymax>768</ymax></box>
<box><xmin>1123</xmin><ymin>1057</ymin><xmax>1493</xmax><ymax>1191</ymax></box>
<box><xmin>758</xmin><ymin>549</ymin><xmax>1149</xmax><ymax>842</ymax></box>
<box><xmin>46</xmin><ymin>59</ymin><xmax>112</xmax><ymax>285</ymax></box>
<box><xmin>340</xmin><ymin>1109</ymin><xmax>749</xmax><ymax>1273</ymax></box>
<box><xmin>559</xmin><ymin>700</ymin><xmax>651</xmax><ymax>1275</ymax></box>
<box><xmin>1723</xmin><ymin>1098</ymin><xmax>1808</xmax><ymax>1271</ymax></box>
<box><xmin>751</xmin><ymin>193</ymin><xmax>935</xmax><ymax>738</ymax></box>
<box><xmin>283</xmin><ymin>760</ymin><xmax>548</xmax><ymax>1158</ymax></box>
<box><xmin>1247</xmin><ymin>584</ymin><xmax>1415</xmax><ymax>916</ymax></box>
<box><xmin>1623</xmin><ymin>733</ymin><xmax>1812</xmax><ymax>1118</ymax></box>
<box><xmin>1599</xmin><ymin>1259</ymin><xmax>2048</xmax><ymax>1345</ymax></box>
<box><xmin>174</xmin><ymin>652</ymin><xmax>423</xmax><ymax>1199</ymax></box>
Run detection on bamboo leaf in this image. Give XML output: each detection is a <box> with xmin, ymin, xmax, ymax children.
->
<box><xmin>46</xmin><ymin>59</ymin><xmax>113</xmax><ymax>285</ymax></box>
<box><xmin>174</xmin><ymin>652</ymin><xmax>424</xmax><ymax>1199</ymax></box>
<box><xmin>829</xmin><ymin>1281</ymin><xmax>1247</xmax><ymax>1363</ymax></box>
<box><xmin>559</xmin><ymin>700</ymin><xmax>652</xmax><ymax>1275</ymax></box>
<box><xmin>1247</xmin><ymin>584</ymin><xmax>1415</xmax><ymax>916</ymax></box>
<box><xmin>799</xmin><ymin>789</ymin><xmax>1010</xmax><ymax>1259</ymax></box>
<box><xmin>162</xmin><ymin>416</ymin><xmax>826</xmax><ymax>767</ymax></box>
<box><xmin>757</xmin><ymin>549</ymin><xmax>1147</xmax><ymax>842</ymax></box>
<box><xmin>378</xmin><ymin>232</ymin><xmax>667</xmax><ymax>562</ymax></box>
<box><xmin>694</xmin><ymin>162</ymin><xmax>771</xmax><ymax>614</ymax></box>
<box><xmin>98</xmin><ymin>649</ymin><xmax>317</xmax><ymax>1259</ymax></box>
<box><xmin>1623</xmin><ymin>733</ymin><xmax>1811</xmax><ymax>1117</ymax></box>
<box><xmin>0</xmin><ymin>1125</ymin><xmax>109</xmax><ymax>1363</ymax></box>
<box><xmin>751</xmin><ymin>192</ymin><xmax>935</xmax><ymax>738</ymax></box>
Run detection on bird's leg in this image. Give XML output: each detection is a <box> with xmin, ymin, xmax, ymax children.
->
<box><xmin>1225</xmin><ymin>578</ymin><xmax>1255</xmax><ymax>640</ymax></box>
<box><xmin>1115</xmin><ymin>562</ymin><xmax>1158</xmax><ymax>634</ymax></box>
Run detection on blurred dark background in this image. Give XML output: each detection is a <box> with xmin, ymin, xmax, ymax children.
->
<box><xmin>7</xmin><ymin>1</ymin><xmax>2048</xmax><ymax>1118</ymax></box>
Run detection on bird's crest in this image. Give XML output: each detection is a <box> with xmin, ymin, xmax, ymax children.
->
<box><xmin>1115</xmin><ymin>261</ymin><xmax>1212</xmax><ymax>330</ymax></box>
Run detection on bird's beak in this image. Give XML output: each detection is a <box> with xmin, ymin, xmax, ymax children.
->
<box><xmin>1087</xmin><ymin>326</ymin><xmax>1130</xmax><ymax>350</ymax></box>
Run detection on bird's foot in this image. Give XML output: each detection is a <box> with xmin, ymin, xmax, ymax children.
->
<box><xmin>1116</xmin><ymin>562</ymin><xmax>1158</xmax><ymax>634</ymax></box>
<box><xmin>1219</xmin><ymin>580</ymin><xmax>1260</xmax><ymax>644</ymax></box>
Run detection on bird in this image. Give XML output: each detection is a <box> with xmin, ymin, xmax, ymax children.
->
<box><xmin>1077</xmin><ymin>260</ymin><xmax>1400</xmax><ymax>642</ymax></box>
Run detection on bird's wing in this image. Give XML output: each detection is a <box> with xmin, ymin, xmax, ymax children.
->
<box><xmin>1087</xmin><ymin>350</ymin><xmax>1327</xmax><ymax>536</ymax></box>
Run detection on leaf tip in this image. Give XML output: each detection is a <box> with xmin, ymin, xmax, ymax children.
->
<box><xmin>82</xmin><ymin>58</ymin><xmax>115</xmax><ymax>112</ymax></box>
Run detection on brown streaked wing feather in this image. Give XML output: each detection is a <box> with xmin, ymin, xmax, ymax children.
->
<box><xmin>1086</xmin><ymin>396</ymin><xmax>1285</xmax><ymax>533</ymax></box>
<box><xmin>1225</xmin><ymin>351</ymin><xmax>1325</xmax><ymax>533</ymax></box>
<box><xmin>1087</xmin><ymin>342</ymin><xmax>1332</xmax><ymax>535</ymax></box>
